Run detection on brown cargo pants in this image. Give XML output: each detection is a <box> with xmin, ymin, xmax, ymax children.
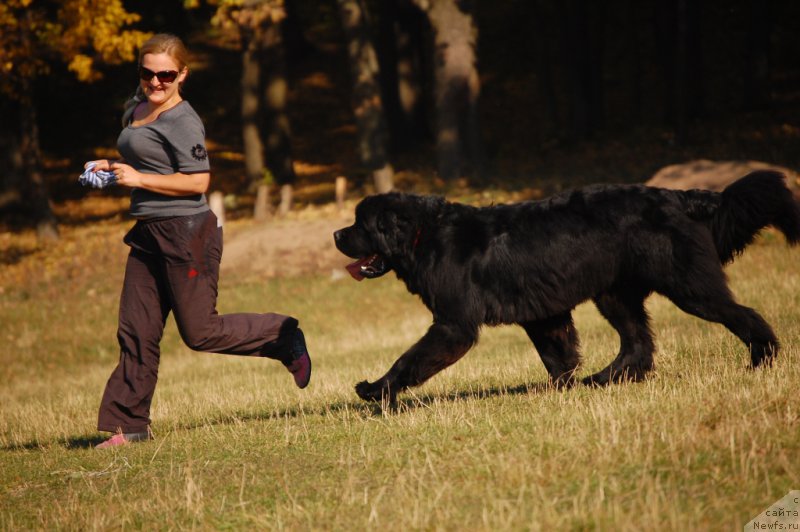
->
<box><xmin>98</xmin><ymin>210</ymin><xmax>298</xmax><ymax>433</ymax></box>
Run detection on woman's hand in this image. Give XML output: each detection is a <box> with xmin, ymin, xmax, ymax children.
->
<box><xmin>110</xmin><ymin>162</ymin><xmax>144</xmax><ymax>188</ymax></box>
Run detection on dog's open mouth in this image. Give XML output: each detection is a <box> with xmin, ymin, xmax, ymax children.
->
<box><xmin>345</xmin><ymin>254</ymin><xmax>388</xmax><ymax>281</ymax></box>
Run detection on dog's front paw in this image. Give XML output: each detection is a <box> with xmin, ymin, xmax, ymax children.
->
<box><xmin>355</xmin><ymin>380</ymin><xmax>385</xmax><ymax>402</ymax></box>
<box><xmin>581</xmin><ymin>373</ymin><xmax>611</xmax><ymax>387</ymax></box>
<box><xmin>582</xmin><ymin>362</ymin><xmax>652</xmax><ymax>387</ymax></box>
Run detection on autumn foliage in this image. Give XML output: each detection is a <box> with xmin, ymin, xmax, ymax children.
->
<box><xmin>0</xmin><ymin>0</ymin><xmax>150</xmax><ymax>98</ymax></box>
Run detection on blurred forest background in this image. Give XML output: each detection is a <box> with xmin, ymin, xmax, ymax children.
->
<box><xmin>1</xmin><ymin>0</ymin><xmax>800</xmax><ymax>240</ymax></box>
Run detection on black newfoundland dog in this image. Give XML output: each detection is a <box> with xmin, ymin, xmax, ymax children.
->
<box><xmin>334</xmin><ymin>171</ymin><xmax>800</xmax><ymax>404</ymax></box>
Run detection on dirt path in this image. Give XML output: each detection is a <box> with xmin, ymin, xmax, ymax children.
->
<box><xmin>220</xmin><ymin>212</ymin><xmax>354</xmax><ymax>280</ymax></box>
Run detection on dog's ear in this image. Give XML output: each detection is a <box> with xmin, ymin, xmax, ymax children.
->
<box><xmin>374</xmin><ymin>209</ymin><xmax>414</xmax><ymax>255</ymax></box>
<box><xmin>369</xmin><ymin>193</ymin><xmax>444</xmax><ymax>255</ymax></box>
<box><xmin>377</xmin><ymin>210</ymin><xmax>412</xmax><ymax>234</ymax></box>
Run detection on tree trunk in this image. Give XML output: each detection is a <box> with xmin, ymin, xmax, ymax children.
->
<box><xmin>209</xmin><ymin>191</ymin><xmax>226</xmax><ymax>226</ymax></box>
<box><xmin>279</xmin><ymin>183</ymin><xmax>293</xmax><ymax>216</ymax></box>
<box><xmin>19</xmin><ymin>88</ymin><xmax>58</xmax><ymax>241</ymax></box>
<box><xmin>242</xmin><ymin>11</ymin><xmax>298</xmax><ymax>220</ymax></box>
<box><xmin>377</xmin><ymin>0</ymin><xmax>404</xmax><ymax>150</ymax></box>
<box><xmin>254</xmin><ymin>183</ymin><xmax>271</xmax><ymax>221</ymax></box>
<box><xmin>378</xmin><ymin>0</ymin><xmax>429</xmax><ymax>151</ymax></box>
<box><xmin>417</xmin><ymin>0</ymin><xmax>482</xmax><ymax>182</ymax></box>
<box><xmin>337</xmin><ymin>0</ymin><xmax>394</xmax><ymax>193</ymax></box>
<box><xmin>260</xmin><ymin>20</ymin><xmax>296</xmax><ymax>188</ymax></box>
<box><xmin>241</xmin><ymin>30</ymin><xmax>266</xmax><ymax>187</ymax></box>
<box><xmin>242</xmin><ymin>29</ymin><xmax>273</xmax><ymax>221</ymax></box>
<box><xmin>0</xmin><ymin>100</ymin><xmax>23</xmax><ymax>209</ymax></box>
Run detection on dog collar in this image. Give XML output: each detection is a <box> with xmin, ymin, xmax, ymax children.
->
<box><xmin>412</xmin><ymin>228</ymin><xmax>422</xmax><ymax>251</ymax></box>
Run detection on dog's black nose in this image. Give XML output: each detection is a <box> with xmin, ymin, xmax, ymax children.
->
<box><xmin>334</xmin><ymin>230</ymin><xmax>342</xmax><ymax>242</ymax></box>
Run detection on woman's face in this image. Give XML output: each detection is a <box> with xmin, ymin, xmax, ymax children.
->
<box><xmin>139</xmin><ymin>52</ymin><xmax>187</xmax><ymax>107</ymax></box>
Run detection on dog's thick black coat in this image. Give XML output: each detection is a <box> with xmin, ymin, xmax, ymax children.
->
<box><xmin>334</xmin><ymin>171</ymin><xmax>800</xmax><ymax>403</ymax></box>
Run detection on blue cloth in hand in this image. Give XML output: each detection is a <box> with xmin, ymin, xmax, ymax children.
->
<box><xmin>79</xmin><ymin>162</ymin><xmax>117</xmax><ymax>189</ymax></box>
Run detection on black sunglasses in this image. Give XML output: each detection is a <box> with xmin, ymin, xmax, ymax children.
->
<box><xmin>139</xmin><ymin>66</ymin><xmax>180</xmax><ymax>84</ymax></box>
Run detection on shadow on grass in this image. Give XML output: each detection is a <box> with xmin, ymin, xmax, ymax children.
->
<box><xmin>63</xmin><ymin>435</ymin><xmax>109</xmax><ymax>449</ymax></box>
<box><xmin>399</xmin><ymin>381</ymin><xmax>555</xmax><ymax>410</ymax></box>
<box><xmin>193</xmin><ymin>380</ymin><xmax>555</xmax><ymax>421</ymax></box>
<box><xmin>0</xmin><ymin>245</ymin><xmax>38</xmax><ymax>268</ymax></box>
<box><xmin>2</xmin><ymin>380</ymin><xmax>556</xmax><ymax>452</ymax></box>
<box><xmin>2</xmin><ymin>435</ymin><xmax>108</xmax><ymax>452</ymax></box>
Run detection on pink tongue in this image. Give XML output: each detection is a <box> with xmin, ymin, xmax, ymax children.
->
<box><xmin>345</xmin><ymin>258</ymin><xmax>370</xmax><ymax>281</ymax></box>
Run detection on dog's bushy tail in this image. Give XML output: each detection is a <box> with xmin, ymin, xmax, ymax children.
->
<box><xmin>711</xmin><ymin>170</ymin><xmax>800</xmax><ymax>264</ymax></box>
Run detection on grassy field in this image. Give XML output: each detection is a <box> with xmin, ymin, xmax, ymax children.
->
<box><xmin>1</xmin><ymin>219</ymin><xmax>799</xmax><ymax>530</ymax></box>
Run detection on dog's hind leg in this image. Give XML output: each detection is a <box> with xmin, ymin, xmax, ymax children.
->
<box><xmin>355</xmin><ymin>322</ymin><xmax>478</xmax><ymax>404</ymax></box>
<box><xmin>520</xmin><ymin>312</ymin><xmax>581</xmax><ymax>388</ymax></box>
<box><xmin>661</xmin><ymin>275</ymin><xmax>779</xmax><ymax>368</ymax></box>
<box><xmin>583</xmin><ymin>290</ymin><xmax>655</xmax><ymax>386</ymax></box>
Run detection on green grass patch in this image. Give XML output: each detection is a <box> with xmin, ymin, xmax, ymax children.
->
<box><xmin>2</xmin><ymin>236</ymin><xmax>799</xmax><ymax>529</ymax></box>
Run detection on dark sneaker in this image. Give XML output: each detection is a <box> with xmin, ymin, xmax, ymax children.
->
<box><xmin>95</xmin><ymin>430</ymin><xmax>152</xmax><ymax>449</ymax></box>
<box><xmin>284</xmin><ymin>328</ymin><xmax>312</xmax><ymax>389</ymax></box>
